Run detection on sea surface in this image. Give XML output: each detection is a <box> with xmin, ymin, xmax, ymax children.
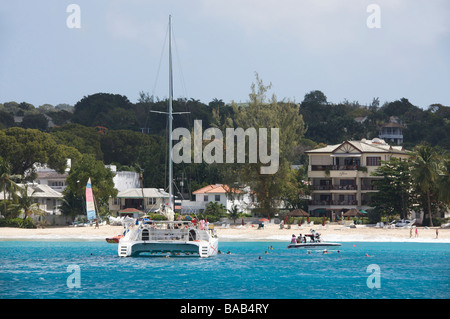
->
<box><xmin>0</xmin><ymin>240</ymin><xmax>449</xmax><ymax>299</ymax></box>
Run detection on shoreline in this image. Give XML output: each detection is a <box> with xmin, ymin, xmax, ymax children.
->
<box><xmin>1</xmin><ymin>224</ymin><xmax>449</xmax><ymax>243</ymax></box>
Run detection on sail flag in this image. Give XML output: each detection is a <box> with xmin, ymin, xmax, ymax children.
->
<box><xmin>86</xmin><ymin>178</ymin><xmax>96</xmax><ymax>221</ymax></box>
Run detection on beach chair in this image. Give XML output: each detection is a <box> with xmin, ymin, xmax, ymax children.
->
<box><xmin>221</xmin><ymin>224</ymin><xmax>225</xmax><ymax>228</ymax></box>
<box><xmin>225</xmin><ymin>224</ymin><xmax>230</xmax><ymax>228</ymax></box>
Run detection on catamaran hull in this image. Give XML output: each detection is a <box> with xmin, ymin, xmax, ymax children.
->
<box><xmin>287</xmin><ymin>243</ymin><xmax>341</xmax><ymax>249</ymax></box>
<box><xmin>119</xmin><ymin>239</ymin><xmax>219</xmax><ymax>257</ymax></box>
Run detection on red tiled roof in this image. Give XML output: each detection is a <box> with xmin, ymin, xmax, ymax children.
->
<box><xmin>192</xmin><ymin>184</ymin><xmax>242</xmax><ymax>194</ymax></box>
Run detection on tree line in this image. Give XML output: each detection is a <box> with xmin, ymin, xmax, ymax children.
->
<box><xmin>0</xmin><ymin>75</ymin><xmax>449</xmax><ymax>224</ymax></box>
<box><xmin>371</xmin><ymin>145</ymin><xmax>449</xmax><ymax>226</ymax></box>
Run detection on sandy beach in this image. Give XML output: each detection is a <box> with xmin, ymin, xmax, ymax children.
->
<box><xmin>0</xmin><ymin>223</ymin><xmax>449</xmax><ymax>243</ymax></box>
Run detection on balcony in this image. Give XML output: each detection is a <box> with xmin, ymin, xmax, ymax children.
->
<box><xmin>309</xmin><ymin>200</ymin><xmax>358</xmax><ymax>206</ymax></box>
<box><xmin>311</xmin><ymin>165</ymin><xmax>360</xmax><ymax>171</ymax></box>
<box><xmin>313</xmin><ymin>185</ymin><xmax>358</xmax><ymax>191</ymax></box>
<box><xmin>360</xmin><ymin>185</ymin><xmax>378</xmax><ymax>191</ymax></box>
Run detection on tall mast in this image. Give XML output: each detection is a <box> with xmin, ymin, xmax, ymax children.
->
<box><xmin>168</xmin><ymin>15</ymin><xmax>174</xmax><ymax>211</ymax></box>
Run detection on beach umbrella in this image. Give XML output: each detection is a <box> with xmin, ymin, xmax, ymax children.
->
<box><xmin>288</xmin><ymin>209</ymin><xmax>309</xmax><ymax>217</ymax></box>
<box><xmin>119</xmin><ymin>207</ymin><xmax>143</xmax><ymax>216</ymax></box>
<box><xmin>322</xmin><ymin>216</ymin><xmax>326</xmax><ymax>226</ymax></box>
<box><xmin>242</xmin><ymin>219</ymin><xmax>245</xmax><ymax>226</ymax></box>
<box><xmin>343</xmin><ymin>208</ymin><xmax>363</xmax><ymax>217</ymax></box>
<box><xmin>259</xmin><ymin>218</ymin><xmax>269</xmax><ymax>222</ymax></box>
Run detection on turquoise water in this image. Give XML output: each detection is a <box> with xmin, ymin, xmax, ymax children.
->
<box><xmin>0</xmin><ymin>241</ymin><xmax>449</xmax><ymax>299</ymax></box>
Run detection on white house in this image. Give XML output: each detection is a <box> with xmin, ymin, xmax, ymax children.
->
<box><xmin>34</xmin><ymin>159</ymin><xmax>71</xmax><ymax>193</ymax></box>
<box><xmin>0</xmin><ymin>183</ymin><xmax>64</xmax><ymax>215</ymax></box>
<box><xmin>181</xmin><ymin>184</ymin><xmax>254</xmax><ymax>215</ymax></box>
<box><xmin>109</xmin><ymin>188</ymin><xmax>172</xmax><ymax>215</ymax></box>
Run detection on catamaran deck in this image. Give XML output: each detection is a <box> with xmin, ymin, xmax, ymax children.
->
<box><xmin>118</xmin><ymin>221</ymin><xmax>219</xmax><ymax>257</ymax></box>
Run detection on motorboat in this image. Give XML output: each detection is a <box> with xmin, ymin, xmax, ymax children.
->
<box><xmin>118</xmin><ymin>220</ymin><xmax>218</xmax><ymax>257</ymax></box>
<box><xmin>390</xmin><ymin>219</ymin><xmax>416</xmax><ymax>228</ymax></box>
<box><xmin>106</xmin><ymin>235</ymin><xmax>123</xmax><ymax>243</ymax></box>
<box><xmin>287</xmin><ymin>229</ymin><xmax>341</xmax><ymax>249</ymax></box>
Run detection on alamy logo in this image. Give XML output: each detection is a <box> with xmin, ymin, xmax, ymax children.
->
<box><xmin>66</xmin><ymin>4</ymin><xmax>81</xmax><ymax>29</ymax></box>
<box><xmin>366</xmin><ymin>264</ymin><xmax>381</xmax><ymax>289</ymax></box>
<box><xmin>66</xmin><ymin>264</ymin><xmax>81</xmax><ymax>288</ymax></box>
<box><xmin>172</xmin><ymin>120</ymin><xmax>279</xmax><ymax>174</ymax></box>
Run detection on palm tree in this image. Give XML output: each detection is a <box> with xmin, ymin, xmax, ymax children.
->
<box><xmin>437</xmin><ymin>154</ymin><xmax>450</xmax><ymax>205</ymax></box>
<box><xmin>204</xmin><ymin>202</ymin><xmax>226</xmax><ymax>217</ymax></box>
<box><xmin>411</xmin><ymin>144</ymin><xmax>441</xmax><ymax>226</ymax></box>
<box><xmin>16</xmin><ymin>184</ymin><xmax>41</xmax><ymax>220</ymax></box>
<box><xmin>227</xmin><ymin>204</ymin><xmax>241</xmax><ymax>225</ymax></box>
<box><xmin>0</xmin><ymin>157</ymin><xmax>21</xmax><ymax>218</ymax></box>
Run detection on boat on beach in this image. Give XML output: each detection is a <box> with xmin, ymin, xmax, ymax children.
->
<box><xmin>287</xmin><ymin>229</ymin><xmax>341</xmax><ymax>249</ymax></box>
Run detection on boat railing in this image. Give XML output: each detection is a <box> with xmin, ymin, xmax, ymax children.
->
<box><xmin>141</xmin><ymin>227</ymin><xmax>190</xmax><ymax>241</ymax></box>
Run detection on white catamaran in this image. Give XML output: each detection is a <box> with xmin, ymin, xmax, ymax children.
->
<box><xmin>117</xmin><ymin>15</ymin><xmax>219</xmax><ymax>257</ymax></box>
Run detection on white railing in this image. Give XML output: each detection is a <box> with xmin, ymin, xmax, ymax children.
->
<box><xmin>144</xmin><ymin>228</ymin><xmax>190</xmax><ymax>241</ymax></box>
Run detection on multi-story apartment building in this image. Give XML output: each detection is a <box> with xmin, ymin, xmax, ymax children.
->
<box><xmin>305</xmin><ymin>138</ymin><xmax>409</xmax><ymax>217</ymax></box>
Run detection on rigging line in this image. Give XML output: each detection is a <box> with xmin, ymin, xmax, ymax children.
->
<box><xmin>171</xmin><ymin>25</ymin><xmax>189</xmax><ymax>101</ymax></box>
<box><xmin>151</xmin><ymin>21</ymin><xmax>170</xmax><ymax>99</ymax></box>
<box><xmin>142</xmin><ymin>21</ymin><xmax>169</xmax><ymax>134</ymax></box>
<box><xmin>170</xmin><ymin>20</ymin><xmax>193</xmax><ymax>199</ymax></box>
<box><xmin>171</xmin><ymin>21</ymin><xmax>193</xmax><ymax>132</ymax></box>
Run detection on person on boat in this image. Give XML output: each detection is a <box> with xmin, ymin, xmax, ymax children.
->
<box><xmin>297</xmin><ymin>234</ymin><xmax>302</xmax><ymax>243</ymax></box>
<box><xmin>291</xmin><ymin>234</ymin><xmax>297</xmax><ymax>244</ymax></box>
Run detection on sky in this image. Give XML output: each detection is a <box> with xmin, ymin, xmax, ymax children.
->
<box><xmin>0</xmin><ymin>0</ymin><xmax>449</xmax><ymax>109</ymax></box>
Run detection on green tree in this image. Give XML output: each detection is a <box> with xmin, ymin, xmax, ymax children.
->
<box><xmin>60</xmin><ymin>188</ymin><xmax>84</xmax><ymax>221</ymax></box>
<box><xmin>65</xmin><ymin>154</ymin><xmax>118</xmax><ymax>218</ymax></box>
<box><xmin>233</xmin><ymin>73</ymin><xmax>306</xmax><ymax>216</ymax></box>
<box><xmin>15</xmin><ymin>184</ymin><xmax>41</xmax><ymax>220</ymax></box>
<box><xmin>21</xmin><ymin>113</ymin><xmax>48</xmax><ymax>130</ymax></box>
<box><xmin>0</xmin><ymin>128</ymin><xmax>75</xmax><ymax>179</ymax></box>
<box><xmin>410</xmin><ymin>144</ymin><xmax>442</xmax><ymax>226</ymax></box>
<box><xmin>371</xmin><ymin>157</ymin><xmax>413</xmax><ymax>220</ymax></box>
<box><xmin>227</xmin><ymin>204</ymin><xmax>241</xmax><ymax>225</ymax></box>
<box><xmin>72</xmin><ymin>93</ymin><xmax>136</xmax><ymax>130</ymax></box>
<box><xmin>50</xmin><ymin>124</ymin><xmax>103</xmax><ymax>160</ymax></box>
<box><xmin>437</xmin><ymin>154</ymin><xmax>450</xmax><ymax>205</ymax></box>
<box><xmin>0</xmin><ymin>157</ymin><xmax>21</xmax><ymax>217</ymax></box>
<box><xmin>204</xmin><ymin>201</ymin><xmax>226</xmax><ymax>217</ymax></box>
<box><xmin>280</xmin><ymin>166</ymin><xmax>312</xmax><ymax>211</ymax></box>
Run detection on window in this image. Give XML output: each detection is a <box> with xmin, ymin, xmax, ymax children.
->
<box><xmin>204</xmin><ymin>195</ymin><xmax>208</xmax><ymax>202</ymax></box>
<box><xmin>215</xmin><ymin>195</ymin><xmax>221</xmax><ymax>202</ymax></box>
<box><xmin>366</xmin><ymin>156</ymin><xmax>381</xmax><ymax>166</ymax></box>
<box><xmin>148</xmin><ymin>198</ymin><xmax>156</xmax><ymax>205</ymax></box>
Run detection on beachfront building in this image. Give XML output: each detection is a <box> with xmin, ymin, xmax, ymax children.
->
<box><xmin>0</xmin><ymin>183</ymin><xmax>63</xmax><ymax>215</ymax></box>
<box><xmin>181</xmin><ymin>184</ymin><xmax>254</xmax><ymax>215</ymax></box>
<box><xmin>109</xmin><ymin>188</ymin><xmax>172</xmax><ymax>215</ymax></box>
<box><xmin>306</xmin><ymin>138</ymin><xmax>409</xmax><ymax>218</ymax></box>
<box><xmin>34</xmin><ymin>159</ymin><xmax>71</xmax><ymax>193</ymax></box>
